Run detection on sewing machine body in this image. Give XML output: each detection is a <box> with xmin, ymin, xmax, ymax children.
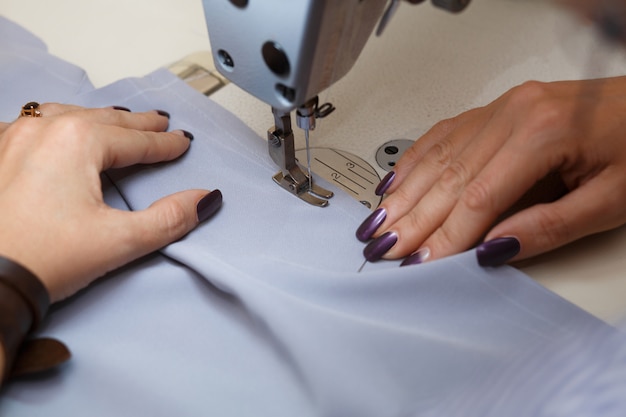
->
<box><xmin>202</xmin><ymin>0</ymin><xmax>388</xmax><ymax>112</ymax></box>
<box><xmin>202</xmin><ymin>0</ymin><xmax>469</xmax><ymax>206</ymax></box>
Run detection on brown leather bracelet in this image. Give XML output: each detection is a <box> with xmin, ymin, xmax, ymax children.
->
<box><xmin>0</xmin><ymin>256</ymin><xmax>70</xmax><ymax>384</ymax></box>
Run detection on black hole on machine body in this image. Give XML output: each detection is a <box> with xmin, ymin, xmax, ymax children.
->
<box><xmin>384</xmin><ymin>146</ymin><xmax>399</xmax><ymax>155</ymax></box>
<box><xmin>217</xmin><ymin>50</ymin><xmax>234</xmax><ymax>69</ymax></box>
<box><xmin>388</xmin><ymin>161</ymin><xmax>396</xmax><ymax>167</ymax></box>
<box><xmin>262</xmin><ymin>41</ymin><xmax>290</xmax><ymax>77</ymax></box>
<box><xmin>229</xmin><ymin>0</ymin><xmax>248</xmax><ymax>8</ymax></box>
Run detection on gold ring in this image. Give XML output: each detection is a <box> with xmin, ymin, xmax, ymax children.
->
<box><xmin>20</xmin><ymin>102</ymin><xmax>42</xmax><ymax>118</ymax></box>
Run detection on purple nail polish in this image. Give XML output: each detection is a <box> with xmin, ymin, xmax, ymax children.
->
<box><xmin>375</xmin><ymin>171</ymin><xmax>395</xmax><ymax>196</ymax></box>
<box><xmin>400</xmin><ymin>248</ymin><xmax>430</xmax><ymax>267</ymax></box>
<box><xmin>197</xmin><ymin>190</ymin><xmax>222</xmax><ymax>222</ymax></box>
<box><xmin>182</xmin><ymin>130</ymin><xmax>194</xmax><ymax>141</ymax></box>
<box><xmin>363</xmin><ymin>232</ymin><xmax>398</xmax><ymax>262</ymax></box>
<box><xmin>155</xmin><ymin>109</ymin><xmax>171</xmax><ymax>119</ymax></box>
<box><xmin>476</xmin><ymin>237</ymin><xmax>520</xmax><ymax>267</ymax></box>
<box><xmin>356</xmin><ymin>208</ymin><xmax>387</xmax><ymax>242</ymax></box>
<box><xmin>112</xmin><ymin>106</ymin><xmax>131</xmax><ymax>112</ymax></box>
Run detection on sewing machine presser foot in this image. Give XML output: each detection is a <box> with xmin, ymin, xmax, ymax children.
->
<box><xmin>268</xmin><ymin>106</ymin><xmax>334</xmax><ymax>207</ymax></box>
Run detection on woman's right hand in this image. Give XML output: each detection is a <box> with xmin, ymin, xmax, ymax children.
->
<box><xmin>357</xmin><ymin>77</ymin><xmax>626</xmax><ymax>266</ymax></box>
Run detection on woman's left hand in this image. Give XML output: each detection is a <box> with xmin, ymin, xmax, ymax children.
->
<box><xmin>0</xmin><ymin>104</ymin><xmax>221</xmax><ymax>302</ymax></box>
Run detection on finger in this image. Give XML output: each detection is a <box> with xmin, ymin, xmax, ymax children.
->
<box><xmin>36</xmin><ymin>103</ymin><xmax>85</xmax><ymax>116</ymax></box>
<box><xmin>371</xmin><ymin>108</ymin><xmax>510</xmax><ymax>258</ymax></box>
<box><xmin>106</xmin><ymin>188</ymin><xmax>222</xmax><ymax>271</ymax></box>
<box><xmin>414</xmin><ymin>135</ymin><xmax>551</xmax><ymax>261</ymax></box>
<box><xmin>41</xmin><ymin>103</ymin><xmax>170</xmax><ymax>132</ymax></box>
<box><xmin>124</xmin><ymin>189</ymin><xmax>222</xmax><ymax>254</ymax></box>
<box><xmin>371</xmin><ymin>121</ymin><xmax>482</xmax><ymax>239</ymax></box>
<box><xmin>97</xmin><ymin>125</ymin><xmax>192</xmax><ymax>169</ymax></box>
<box><xmin>383</xmin><ymin>107</ymin><xmax>489</xmax><ymax>196</ymax></box>
<box><xmin>48</xmin><ymin>189</ymin><xmax>222</xmax><ymax>302</ymax></box>
<box><xmin>483</xmin><ymin>169</ymin><xmax>626</xmax><ymax>262</ymax></box>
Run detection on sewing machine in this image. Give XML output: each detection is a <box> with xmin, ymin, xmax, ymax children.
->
<box><xmin>202</xmin><ymin>0</ymin><xmax>470</xmax><ymax>207</ymax></box>
<box><xmin>4</xmin><ymin>0</ymin><xmax>626</xmax><ymax>323</ymax></box>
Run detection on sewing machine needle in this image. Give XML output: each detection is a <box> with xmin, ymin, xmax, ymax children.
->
<box><xmin>304</xmin><ymin>128</ymin><xmax>312</xmax><ymax>190</ymax></box>
<box><xmin>357</xmin><ymin>259</ymin><xmax>367</xmax><ymax>273</ymax></box>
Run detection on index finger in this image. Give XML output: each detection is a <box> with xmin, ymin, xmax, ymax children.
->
<box><xmin>41</xmin><ymin>103</ymin><xmax>170</xmax><ymax>133</ymax></box>
<box><xmin>96</xmin><ymin>125</ymin><xmax>192</xmax><ymax>170</ymax></box>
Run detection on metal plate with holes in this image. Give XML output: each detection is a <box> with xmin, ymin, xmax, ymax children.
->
<box><xmin>295</xmin><ymin>147</ymin><xmax>382</xmax><ymax>210</ymax></box>
<box><xmin>375</xmin><ymin>139</ymin><xmax>415</xmax><ymax>172</ymax></box>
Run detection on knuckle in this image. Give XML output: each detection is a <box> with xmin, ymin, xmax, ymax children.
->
<box><xmin>397</xmin><ymin>143</ymin><xmax>420</xmax><ymax>165</ymax></box>
<box><xmin>157</xmin><ymin>199</ymin><xmax>192</xmax><ymax>239</ymax></box>
<box><xmin>48</xmin><ymin>115</ymin><xmax>92</xmax><ymax>143</ymax></box>
<box><xmin>39</xmin><ymin>102</ymin><xmax>64</xmax><ymax>115</ymax></box>
<box><xmin>438</xmin><ymin>160</ymin><xmax>471</xmax><ymax>196</ymax></box>
<box><xmin>508</xmin><ymin>80</ymin><xmax>549</xmax><ymax>107</ymax></box>
<box><xmin>428</xmin><ymin>138</ymin><xmax>455</xmax><ymax>170</ymax></box>
<box><xmin>508</xmin><ymin>81</ymin><xmax>571</xmax><ymax>141</ymax></box>
<box><xmin>460</xmin><ymin>177</ymin><xmax>493</xmax><ymax>212</ymax></box>
<box><xmin>430</xmin><ymin>117</ymin><xmax>458</xmax><ymax>137</ymax></box>
<box><xmin>533</xmin><ymin>205</ymin><xmax>572</xmax><ymax>248</ymax></box>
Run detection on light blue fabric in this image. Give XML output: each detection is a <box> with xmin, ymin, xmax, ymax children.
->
<box><xmin>1</xmin><ymin>16</ymin><xmax>625</xmax><ymax>417</ymax></box>
<box><xmin>0</xmin><ymin>16</ymin><xmax>94</xmax><ymax>122</ymax></box>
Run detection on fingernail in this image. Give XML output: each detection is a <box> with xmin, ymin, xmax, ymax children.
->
<box><xmin>155</xmin><ymin>109</ymin><xmax>170</xmax><ymax>119</ymax></box>
<box><xmin>476</xmin><ymin>237</ymin><xmax>520</xmax><ymax>267</ymax></box>
<box><xmin>375</xmin><ymin>171</ymin><xmax>395</xmax><ymax>196</ymax></box>
<box><xmin>356</xmin><ymin>207</ymin><xmax>387</xmax><ymax>242</ymax></box>
<box><xmin>196</xmin><ymin>190</ymin><xmax>222</xmax><ymax>222</ymax></box>
<box><xmin>400</xmin><ymin>248</ymin><xmax>430</xmax><ymax>267</ymax></box>
<box><xmin>182</xmin><ymin>130</ymin><xmax>194</xmax><ymax>141</ymax></box>
<box><xmin>363</xmin><ymin>231</ymin><xmax>398</xmax><ymax>262</ymax></box>
<box><xmin>173</xmin><ymin>129</ymin><xmax>195</xmax><ymax>140</ymax></box>
<box><xmin>112</xmin><ymin>106</ymin><xmax>131</xmax><ymax>112</ymax></box>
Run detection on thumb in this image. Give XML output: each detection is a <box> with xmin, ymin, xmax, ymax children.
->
<box><xmin>127</xmin><ymin>188</ymin><xmax>222</xmax><ymax>255</ymax></box>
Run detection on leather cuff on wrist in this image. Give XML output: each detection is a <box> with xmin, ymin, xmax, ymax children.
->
<box><xmin>0</xmin><ymin>256</ymin><xmax>70</xmax><ymax>384</ymax></box>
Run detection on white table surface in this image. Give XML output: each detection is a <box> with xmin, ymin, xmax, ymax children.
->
<box><xmin>2</xmin><ymin>0</ymin><xmax>625</xmax><ymax>323</ymax></box>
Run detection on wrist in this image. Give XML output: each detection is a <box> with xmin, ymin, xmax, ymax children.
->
<box><xmin>0</xmin><ymin>280</ymin><xmax>33</xmax><ymax>381</ymax></box>
<box><xmin>0</xmin><ymin>256</ymin><xmax>70</xmax><ymax>385</ymax></box>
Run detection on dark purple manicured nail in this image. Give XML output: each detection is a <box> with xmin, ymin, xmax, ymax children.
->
<box><xmin>363</xmin><ymin>231</ymin><xmax>398</xmax><ymax>262</ymax></box>
<box><xmin>476</xmin><ymin>237</ymin><xmax>520</xmax><ymax>267</ymax></box>
<box><xmin>155</xmin><ymin>109</ymin><xmax>170</xmax><ymax>119</ymax></box>
<box><xmin>356</xmin><ymin>208</ymin><xmax>387</xmax><ymax>242</ymax></box>
<box><xmin>400</xmin><ymin>248</ymin><xmax>430</xmax><ymax>267</ymax></box>
<box><xmin>375</xmin><ymin>171</ymin><xmax>396</xmax><ymax>196</ymax></box>
<box><xmin>197</xmin><ymin>190</ymin><xmax>222</xmax><ymax>222</ymax></box>
<box><xmin>182</xmin><ymin>130</ymin><xmax>194</xmax><ymax>141</ymax></box>
<box><xmin>112</xmin><ymin>106</ymin><xmax>131</xmax><ymax>112</ymax></box>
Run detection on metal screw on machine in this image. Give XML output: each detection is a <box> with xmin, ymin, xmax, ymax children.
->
<box><xmin>376</xmin><ymin>139</ymin><xmax>415</xmax><ymax>171</ymax></box>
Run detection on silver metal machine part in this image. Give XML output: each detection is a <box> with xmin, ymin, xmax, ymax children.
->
<box><xmin>296</xmin><ymin>98</ymin><xmax>318</xmax><ymax>191</ymax></box>
<box><xmin>268</xmin><ymin>107</ymin><xmax>334</xmax><ymax>207</ymax></box>
<box><xmin>375</xmin><ymin>139</ymin><xmax>415</xmax><ymax>171</ymax></box>
<box><xmin>202</xmin><ymin>0</ymin><xmax>471</xmax><ymax>206</ymax></box>
<box><xmin>294</xmin><ymin>147</ymin><xmax>382</xmax><ymax>210</ymax></box>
